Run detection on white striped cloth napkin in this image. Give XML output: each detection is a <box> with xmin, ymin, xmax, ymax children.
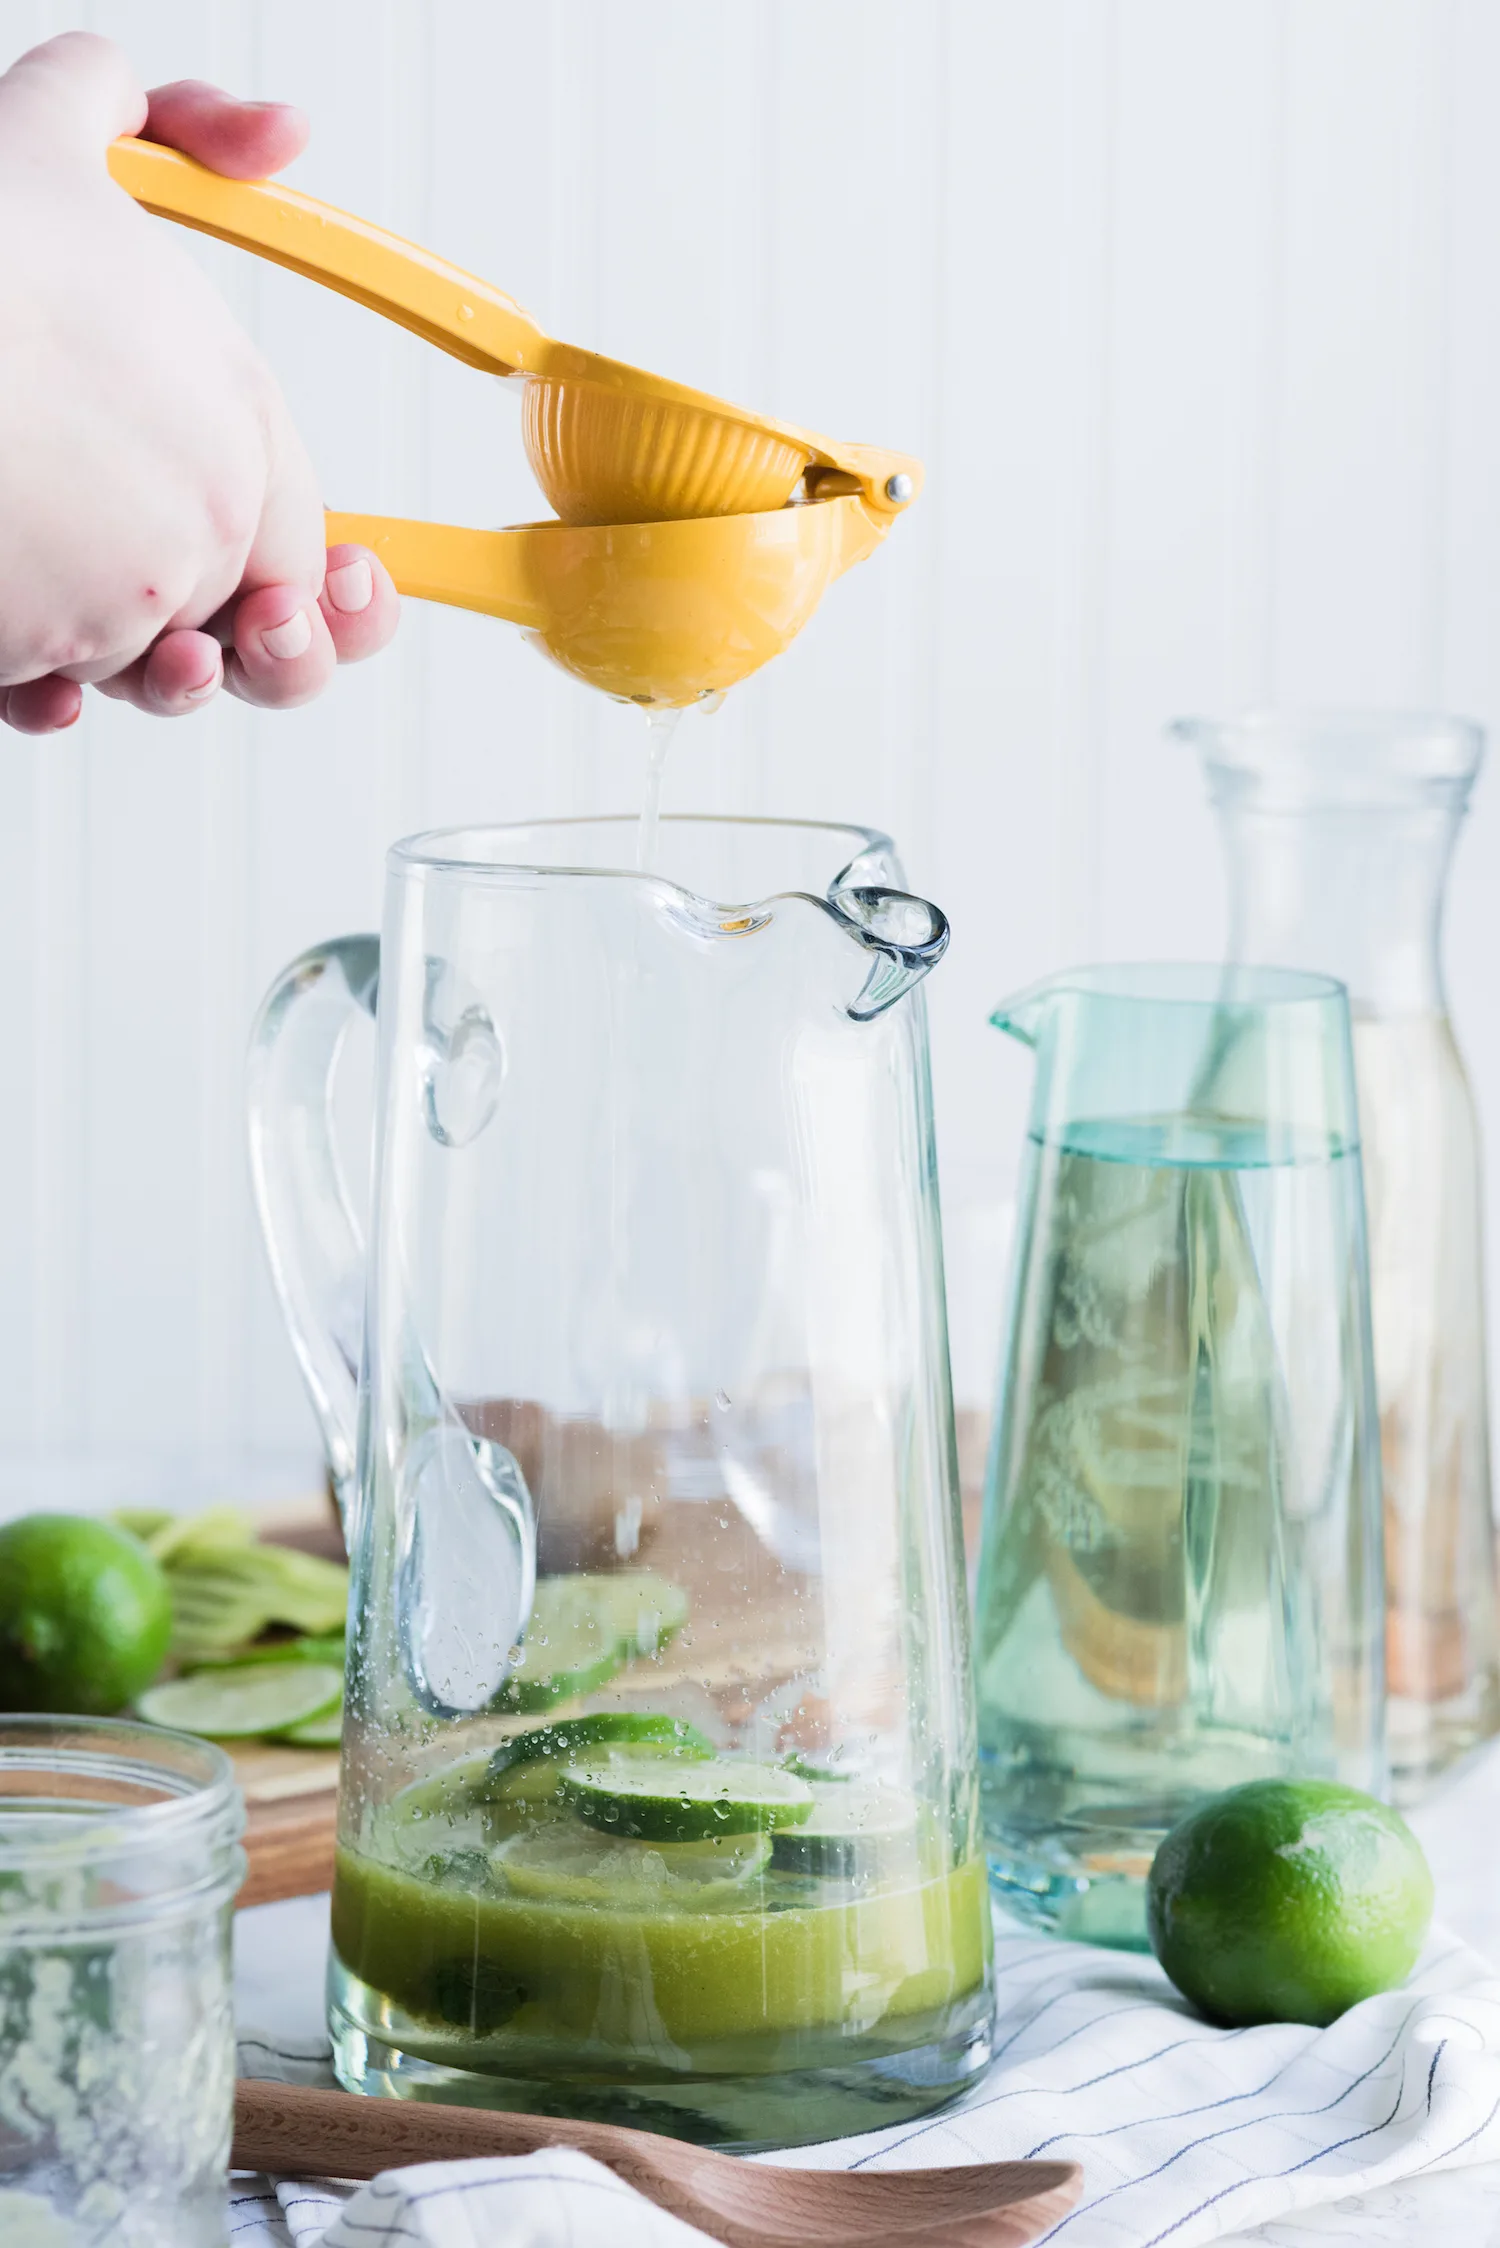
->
<box><xmin>230</xmin><ymin>1905</ymin><xmax>1500</xmax><ymax>2248</ymax></box>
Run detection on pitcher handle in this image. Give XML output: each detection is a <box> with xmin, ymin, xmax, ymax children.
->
<box><xmin>247</xmin><ymin>936</ymin><xmax>379</xmax><ymax>1536</ymax></box>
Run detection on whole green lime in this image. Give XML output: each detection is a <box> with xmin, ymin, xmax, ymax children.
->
<box><xmin>1147</xmin><ymin>1778</ymin><xmax>1433</xmax><ymax>2028</ymax></box>
<box><xmin>0</xmin><ymin>1513</ymin><xmax>172</xmax><ymax>1715</ymax></box>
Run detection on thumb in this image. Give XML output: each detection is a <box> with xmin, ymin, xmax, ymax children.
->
<box><xmin>0</xmin><ymin>31</ymin><xmax>147</xmax><ymax>151</ymax></box>
<box><xmin>143</xmin><ymin>81</ymin><xmax>308</xmax><ymax>181</ymax></box>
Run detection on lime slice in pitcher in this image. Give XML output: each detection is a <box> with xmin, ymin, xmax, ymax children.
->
<box><xmin>558</xmin><ymin>1754</ymin><xmax>813</xmax><ymax>1841</ymax></box>
<box><xmin>495</xmin><ymin>1610</ymin><xmax>622</xmax><ymax>1713</ymax></box>
<box><xmin>138</xmin><ymin>1661</ymin><xmax>343</xmax><ymax>1739</ymax></box>
<box><xmin>494</xmin><ymin>1819</ymin><xmax>770</xmax><ymax>1906</ymax></box>
<box><xmin>495</xmin><ymin>1573</ymin><xmax>691</xmax><ymax>1712</ymax></box>
<box><xmin>489</xmin><ymin>1712</ymin><xmax>713</xmax><ymax>1786</ymax></box>
<box><xmin>769</xmin><ymin>1783</ymin><xmax>919</xmax><ymax>1878</ymax></box>
<box><xmin>588</xmin><ymin>1571</ymin><xmax>691</xmax><ymax>1655</ymax></box>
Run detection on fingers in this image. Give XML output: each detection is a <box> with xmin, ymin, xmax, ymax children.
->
<box><xmin>0</xmin><ymin>31</ymin><xmax>147</xmax><ymax>148</ymax></box>
<box><xmin>221</xmin><ymin>584</ymin><xmax>337</xmax><ymax>710</ymax></box>
<box><xmin>10</xmin><ymin>547</ymin><xmax>396</xmax><ymax>727</ymax></box>
<box><xmin>94</xmin><ymin>629</ymin><xmax>223</xmax><ymax>717</ymax></box>
<box><xmin>318</xmin><ymin>546</ymin><xmax>400</xmax><ymax>664</ymax></box>
<box><xmin>143</xmin><ymin>80</ymin><xmax>308</xmax><ymax>180</ymax></box>
<box><xmin>1</xmin><ymin>678</ymin><xmax>83</xmax><ymax>735</ymax></box>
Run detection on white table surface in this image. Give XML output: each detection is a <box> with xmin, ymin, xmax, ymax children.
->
<box><xmin>232</xmin><ymin>1741</ymin><xmax>1500</xmax><ymax>2245</ymax></box>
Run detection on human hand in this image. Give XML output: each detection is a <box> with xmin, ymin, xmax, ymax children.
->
<box><xmin>0</xmin><ymin>32</ymin><xmax>398</xmax><ymax>733</ymax></box>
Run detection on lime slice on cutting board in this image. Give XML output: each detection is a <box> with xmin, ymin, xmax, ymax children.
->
<box><xmin>494</xmin><ymin>1818</ymin><xmax>770</xmax><ymax>1906</ymax></box>
<box><xmin>769</xmin><ymin>1782</ymin><xmax>919</xmax><ymax>1878</ymax></box>
<box><xmin>278</xmin><ymin>1699</ymin><xmax>344</xmax><ymax>1748</ymax></box>
<box><xmin>195</xmin><ymin>1632</ymin><xmax>346</xmax><ymax>1669</ymax></box>
<box><xmin>138</xmin><ymin>1661</ymin><xmax>343</xmax><ymax>1739</ymax></box>
<box><xmin>558</xmin><ymin>1753</ymin><xmax>813</xmax><ymax>1841</ymax></box>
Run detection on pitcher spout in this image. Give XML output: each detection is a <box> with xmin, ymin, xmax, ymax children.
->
<box><xmin>826</xmin><ymin>886</ymin><xmax>949</xmax><ymax>1020</ymax></box>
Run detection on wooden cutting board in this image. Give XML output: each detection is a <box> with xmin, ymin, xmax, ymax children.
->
<box><xmin>234</xmin><ymin>1736</ymin><xmax>340</xmax><ymax>1909</ymax></box>
<box><xmin>231</xmin><ymin>1496</ymin><xmax>344</xmax><ymax>1910</ymax></box>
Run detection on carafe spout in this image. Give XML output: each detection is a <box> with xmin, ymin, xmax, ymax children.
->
<box><xmin>989</xmin><ymin>976</ymin><xmax>1066</xmax><ymax>1048</ymax></box>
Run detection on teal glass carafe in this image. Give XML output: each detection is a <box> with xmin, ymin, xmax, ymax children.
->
<box><xmin>973</xmin><ymin>964</ymin><xmax>1385</xmax><ymax>1948</ymax></box>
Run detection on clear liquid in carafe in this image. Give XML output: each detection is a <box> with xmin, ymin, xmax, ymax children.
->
<box><xmin>975</xmin><ymin>1114</ymin><xmax>1376</xmax><ymax>1946</ymax></box>
<box><xmin>1354</xmin><ymin>1012</ymin><xmax>1500</xmax><ymax>1791</ymax></box>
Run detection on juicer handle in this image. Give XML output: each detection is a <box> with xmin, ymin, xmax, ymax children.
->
<box><xmin>322</xmin><ymin>513</ymin><xmax>549</xmax><ymax>629</ymax></box>
<box><xmin>107</xmin><ymin>137</ymin><xmax>549</xmax><ymax>379</ymax></box>
<box><xmin>247</xmin><ymin>935</ymin><xmax>379</xmax><ymax>1534</ymax></box>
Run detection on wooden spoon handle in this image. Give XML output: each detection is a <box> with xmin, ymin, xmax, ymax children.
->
<box><xmin>234</xmin><ymin>2078</ymin><xmax>616</xmax><ymax>2178</ymax></box>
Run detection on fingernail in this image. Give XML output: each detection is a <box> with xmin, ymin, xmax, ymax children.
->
<box><xmin>261</xmin><ymin>610</ymin><xmax>313</xmax><ymax>660</ymax></box>
<box><xmin>325</xmin><ymin>559</ymin><xmax>374</xmax><ymax>614</ymax></box>
<box><xmin>185</xmin><ymin>675</ymin><xmax>219</xmax><ymax>702</ymax></box>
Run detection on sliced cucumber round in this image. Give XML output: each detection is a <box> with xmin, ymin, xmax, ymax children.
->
<box><xmin>768</xmin><ymin>1782</ymin><xmax>919</xmax><ymax>1878</ymax></box>
<box><xmin>138</xmin><ymin>1660</ymin><xmax>343</xmax><ymax>1740</ymax></box>
<box><xmin>488</xmin><ymin>1711</ymin><xmax>712</xmax><ymax>1791</ymax></box>
<box><xmin>557</xmin><ymin>1754</ymin><xmax>814</xmax><ymax>1841</ymax></box>
<box><xmin>494</xmin><ymin>1818</ymin><xmax>769</xmax><ymax>1907</ymax></box>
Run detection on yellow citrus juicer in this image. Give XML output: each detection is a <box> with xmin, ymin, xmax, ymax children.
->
<box><xmin>107</xmin><ymin>137</ymin><xmax>922</xmax><ymax>707</ymax></box>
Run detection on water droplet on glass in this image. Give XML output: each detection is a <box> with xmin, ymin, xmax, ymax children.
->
<box><xmin>714</xmin><ymin>1389</ymin><xmax>731</xmax><ymax>1412</ymax></box>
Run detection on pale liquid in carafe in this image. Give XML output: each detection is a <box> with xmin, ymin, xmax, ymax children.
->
<box><xmin>975</xmin><ymin>1115</ymin><xmax>1376</xmax><ymax>1947</ymax></box>
<box><xmin>1354</xmin><ymin>1012</ymin><xmax>1500</xmax><ymax>1793</ymax></box>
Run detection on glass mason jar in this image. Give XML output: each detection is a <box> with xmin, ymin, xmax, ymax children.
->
<box><xmin>248</xmin><ymin>816</ymin><xmax>992</xmax><ymax>2149</ymax></box>
<box><xmin>0</xmin><ymin>1717</ymin><xmax>244</xmax><ymax>2246</ymax></box>
<box><xmin>1179</xmin><ymin>712</ymin><xmax>1500</xmax><ymax>1800</ymax></box>
<box><xmin>974</xmin><ymin>965</ymin><xmax>1385</xmax><ymax>1947</ymax></box>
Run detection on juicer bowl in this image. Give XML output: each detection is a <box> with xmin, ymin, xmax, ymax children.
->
<box><xmin>518</xmin><ymin>500</ymin><xmax>868</xmax><ymax>704</ymax></box>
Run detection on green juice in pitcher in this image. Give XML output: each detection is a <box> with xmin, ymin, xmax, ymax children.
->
<box><xmin>328</xmin><ymin>1713</ymin><xmax>990</xmax><ymax>2147</ymax></box>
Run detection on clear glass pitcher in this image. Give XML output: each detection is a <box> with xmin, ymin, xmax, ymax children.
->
<box><xmin>973</xmin><ymin>964</ymin><xmax>1385</xmax><ymax>1948</ymax></box>
<box><xmin>247</xmin><ymin>816</ymin><xmax>991</xmax><ymax>2147</ymax></box>
<box><xmin>1179</xmin><ymin>711</ymin><xmax>1500</xmax><ymax>1801</ymax></box>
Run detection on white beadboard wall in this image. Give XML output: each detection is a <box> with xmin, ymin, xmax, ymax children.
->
<box><xmin>3</xmin><ymin>0</ymin><xmax>1500</xmax><ymax>1509</ymax></box>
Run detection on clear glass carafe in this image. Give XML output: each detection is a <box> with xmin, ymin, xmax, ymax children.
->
<box><xmin>973</xmin><ymin>965</ymin><xmax>1385</xmax><ymax>1947</ymax></box>
<box><xmin>247</xmin><ymin>816</ymin><xmax>991</xmax><ymax>2149</ymax></box>
<box><xmin>1180</xmin><ymin>712</ymin><xmax>1500</xmax><ymax>1801</ymax></box>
